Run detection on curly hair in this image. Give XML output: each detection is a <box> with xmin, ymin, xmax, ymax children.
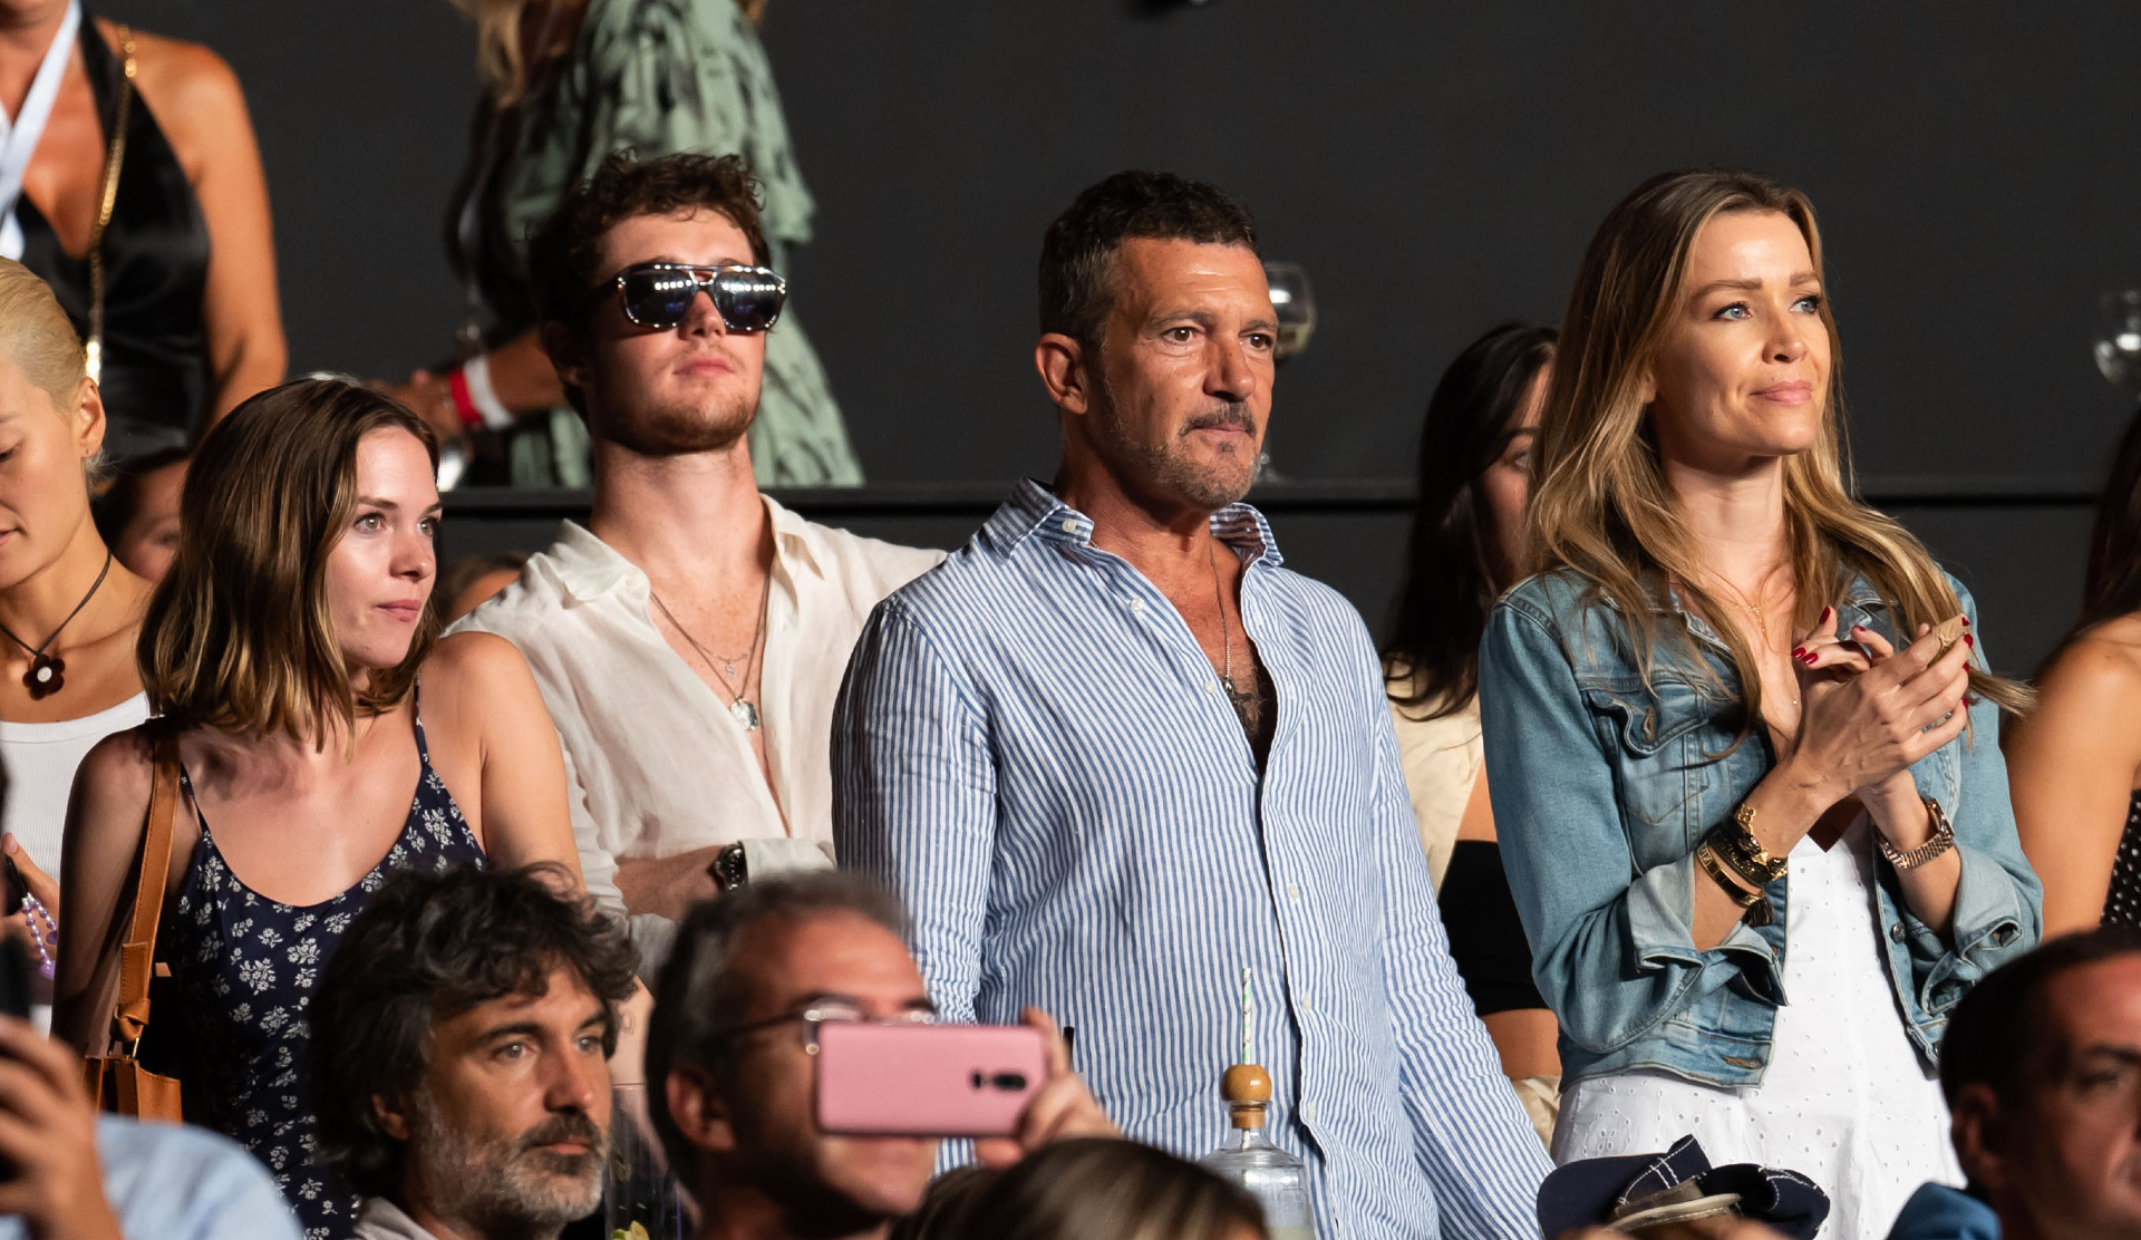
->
<box><xmin>1038</xmin><ymin>170</ymin><xmax>1258</xmax><ymax>351</ymax></box>
<box><xmin>307</xmin><ymin>864</ymin><xmax>639</xmax><ymax>1199</ymax></box>
<box><xmin>529</xmin><ymin>149</ymin><xmax>772</xmax><ymax>333</ymax></box>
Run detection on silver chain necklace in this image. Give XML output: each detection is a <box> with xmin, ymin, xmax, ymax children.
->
<box><xmin>651</xmin><ymin>572</ymin><xmax>771</xmax><ymax>731</ymax></box>
<box><xmin>1208</xmin><ymin>540</ymin><xmax>1260</xmax><ymax>731</ymax></box>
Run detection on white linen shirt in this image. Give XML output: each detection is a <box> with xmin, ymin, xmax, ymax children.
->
<box><xmin>452</xmin><ymin>497</ymin><xmax>942</xmax><ymax>964</ymax></box>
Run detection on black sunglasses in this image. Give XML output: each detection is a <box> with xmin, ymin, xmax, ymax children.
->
<box><xmin>590</xmin><ymin>261</ymin><xmax>788</xmax><ymax>333</ymax></box>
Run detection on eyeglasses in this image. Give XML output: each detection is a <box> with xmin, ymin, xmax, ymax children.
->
<box><xmin>713</xmin><ymin>1001</ymin><xmax>935</xmax><ymax>1055</ymax></box>
<box><xmin>590</xmin><ymin>261</ymin><xmax>788</xmax><ymax>333</ymax></box>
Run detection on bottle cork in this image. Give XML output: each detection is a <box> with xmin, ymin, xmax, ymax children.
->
<box><xmin>1222</xmin><ymin>1062</ymin><xmax>1272</xmax><ymax>1129</ymax></box>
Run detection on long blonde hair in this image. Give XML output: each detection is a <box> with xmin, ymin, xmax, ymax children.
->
<box><xmin>453</xmin><ymin>0</ymin><xmax>768</xmax><ymax>105</ymax></box>
<box><xmin>142</xmin><ymin>379</ymin><xmax>441</xmax><ymax>747</ymax></box>
<box><xmin>1526</xmin><ymin>167</ymin><xmax>2030</xmax><ymax>720</ymax></box>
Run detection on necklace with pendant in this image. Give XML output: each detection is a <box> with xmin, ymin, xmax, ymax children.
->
<box><xmin>1208</xmin><ymin>540</ymin><xmax>1260</xmax><ymax>732</ymax></box>
<box><xmin>651</xmin><ymin>570</ymin><xmax>771</xmax><ymax>731</ymax></box>
<box><xmin>1711</xmin><ymin>570</ymin><xmax>1801</xmax><ymax>712</ymax></box>
<box><xmin>0</xmin><ymin>549</ymin><xmax>112</xmax><ymax>700</ymax></box>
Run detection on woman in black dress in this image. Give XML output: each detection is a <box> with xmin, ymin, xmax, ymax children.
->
<box><xmin>53</xmin><ymin>380</ymin><xmax>585</xmax><ymax>1236</ymax></box>
<box><xmin>0</xmin><ymin>0</ymin><xmax>283</xmax><ymax>458</ymax></box>
<box><xmin>2008</xmin><ymin>408</ymin><xmax>2141</xmax><ymax>933</ymax></box>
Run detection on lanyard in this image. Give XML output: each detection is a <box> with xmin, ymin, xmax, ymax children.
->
<box><xmin>0</xmin><ymin>0</ymin><xmax>80</xmax><ymax>260</ymax></box>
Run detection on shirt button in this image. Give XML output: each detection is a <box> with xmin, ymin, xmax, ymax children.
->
<box><xmin>1130</xmin><ymin>599</ymin><xmax>1146</xmax><ymax>614</ymax></box>
<box><xmin>1060</xmin><ymin>518</ymin><xmax>1078</xmax><ymax>533</ymax></box>
<box><xmin>1205</xmin><ymin>679</ymin><xmax>1218</xmax><ymax>694</ymax></box>
<box><xmin>1301</xmin><ymin>1100</ymin><xmax>1317</xmax><ymax>1121</ymax></box>
<box><xmin>1287</xmin><ymin>882</ymin><xmax>1301</xmax><ymax>903</ymax></box>
<box><xmin>1889</xmin><ymin>923</ymin><xmax>1907</xmax><ymax>943</ymax></box>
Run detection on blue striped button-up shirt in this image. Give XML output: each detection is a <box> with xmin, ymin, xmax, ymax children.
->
<box><xmin>832</xmin><ymin>481</ymin><xmax>1550</xmax><ymax>1238</ymax></box>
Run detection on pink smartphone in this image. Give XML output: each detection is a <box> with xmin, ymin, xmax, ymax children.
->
<box><xmin>814</xmin><ymin>1022</ymin><xmax>1047</xmax><ymax>1138</ymax></box>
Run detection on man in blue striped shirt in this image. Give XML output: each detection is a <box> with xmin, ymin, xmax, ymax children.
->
<box><xmin>833</xmin><ymin>171</ymin><xmax>1550</xmax><ymax>1237</ymax></box>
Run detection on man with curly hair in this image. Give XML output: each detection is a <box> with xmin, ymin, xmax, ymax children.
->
<box><xmin>307</xmin><ymin>863</ymin><xmax>640</xmax><ymax>1240</ymax></box>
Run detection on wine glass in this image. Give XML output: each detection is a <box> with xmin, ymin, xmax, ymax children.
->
<box><xmin>1262</xmin><ymin>262</ymin><xmax>1316</xmax><ymax>365</ymax></box>
<box><xmin>1255</xmin><ymin>262</ymin><xmax>1316</xmax><ymax>485</ymax></box>
<box><xmin>2094</xmin><ymin>290</ymin><xmax>2141</xmax><ymax>391</ymax></box>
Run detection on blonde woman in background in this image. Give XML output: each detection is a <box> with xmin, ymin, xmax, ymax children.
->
<box><xmin>0</xmin><ymin>259</ymin><xmax>149</xmax><ymax>945</ymax></box>
<box><xmin>381</xmin><ymin>0</ymin><xmax>859</xmax><ymax>487</ymax></box>
<box><xmin>55</xmin><ymin>379</ymin><xmax>583</xmax><ymax>1237</ymax></box>
<box><xmin>1479</xmin><ymin>168</ymin><xmax>2039</xmax><ymax>1238</ymax></box>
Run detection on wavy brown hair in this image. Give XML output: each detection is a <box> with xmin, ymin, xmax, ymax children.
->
<box><xmin>1526</xmin><ymin>167</ymin><xmax>2030</xmax><ymax>721</ymax></box>
<box><xmin>141</xmin><ymin>378</ymin><xmax>440</xmax><ymax>745</ymax></box>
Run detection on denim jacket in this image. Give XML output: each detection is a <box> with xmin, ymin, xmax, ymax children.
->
<box><xmin>1477</xmin><ymin>567</ymin><xmax>2041</xmax><ymax>1089</ymax></box>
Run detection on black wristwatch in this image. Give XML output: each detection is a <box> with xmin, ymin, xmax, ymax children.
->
<box><xmin>710</xmin><ymin>842</ymin><xmax>750</xmax><ymax>892</ymax></box>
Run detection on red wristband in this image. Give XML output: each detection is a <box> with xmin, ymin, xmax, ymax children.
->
<box><xmin>446</xmin><ymin>368</ymin><xmax>482</xmax><ymax>430</ymax></box>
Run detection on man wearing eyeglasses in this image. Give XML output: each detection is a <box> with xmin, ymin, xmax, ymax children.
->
<box><xmin>452</xmin><ymin>152</ymin><xmax>944</xmax><ymax>974</ymax></box>
<box><xmin>647</xmin><ymin>872</ymin><xmax>1115</xmax><ymax>1240</ymax></box>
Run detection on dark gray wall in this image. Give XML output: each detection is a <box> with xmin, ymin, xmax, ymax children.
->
<box><xmin>102</xmin><ymin>0</ymin><xmax>2140</xmax><ymax>668</ymax></box>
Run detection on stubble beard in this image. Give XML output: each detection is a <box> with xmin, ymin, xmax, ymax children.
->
<box><xmin>593</xmin><ymin>374</ymin><xmax>758</xmax><ymax>458</ymax></box>
<box><xmin>406</xmin><ymin>1093</ymin><xmax>608</xmax><ymax>1238</ymax></box>
<box><xmin>1091</xmin><ymin>382</ymin><xmax>1260</xmax><ymax>513</ymax></box>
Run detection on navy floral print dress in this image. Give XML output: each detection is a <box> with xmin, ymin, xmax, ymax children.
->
<box><xmin>166</xmin><ymin>712</ymin><xmax>486</xmax><ymax>1240</ymax></box>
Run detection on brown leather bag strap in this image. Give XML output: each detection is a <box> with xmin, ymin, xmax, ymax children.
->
<box><xmin>112</xmin><ymin>735</ymin><xmax>179</xmax><ymax>1046</ymax></box>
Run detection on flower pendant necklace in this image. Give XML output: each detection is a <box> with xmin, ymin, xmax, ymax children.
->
<box><xmin>0</xmin><ymin>549</ymin><xmax>112</xmax><ymax>700</ymax></box>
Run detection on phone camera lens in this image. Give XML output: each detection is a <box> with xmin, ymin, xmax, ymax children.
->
<box><xmin>992</xmin><ymin>1072</ymin><xmax>1028</xmax><ymax>1091</ymax></box>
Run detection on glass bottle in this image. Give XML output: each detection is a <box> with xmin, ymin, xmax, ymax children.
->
<box><xmin>1199</xmin><ymin>1062</ymin><xmax>1315</xmax><ymax>1240</ymax></box>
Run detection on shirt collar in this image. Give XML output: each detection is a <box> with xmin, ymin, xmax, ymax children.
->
<box><xmin>983</xmin><ymin>478</ymin><xmax>1285</xmax><ymax>567</ymax></box>
<box><xmin>548</xmin><ymin>494</ymin><xmax>825</xmax><ymax>606</ymax></box>
<box><xmin>762</xmin><ymin>493</ymin><xmax>827</xmax><ymax>580</ymax></box>
<box><xmin>354</xmin><ymin>1198</ymin><xmax>442</xmax><ymax>1240</ymax></box>
<box><xmin>548</xmin><ymin>520</ymin><xmax>642</xmax><ymax>604</ymax></box>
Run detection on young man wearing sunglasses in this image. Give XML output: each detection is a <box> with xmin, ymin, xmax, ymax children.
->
<box><xmin>452</xmin><ymin>152</ymin><xmax>943</xmax><ymax>973</ymax></box>
<box><xmin>647</xmin><ymin>872</ymin><xmax>1114</xmax><ymax>1240</ymax></box>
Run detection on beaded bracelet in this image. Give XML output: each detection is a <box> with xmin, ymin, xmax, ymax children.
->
<box><xmin>19</xmin><ymin>893</ymin><xmax>55</xmax><ymax>980</ymax></box>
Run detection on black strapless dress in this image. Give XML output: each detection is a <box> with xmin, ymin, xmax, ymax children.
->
<box><xmin>17</xmin><ymin>10</ymin><xmax>210</xmax><ymax>460</ymax></box>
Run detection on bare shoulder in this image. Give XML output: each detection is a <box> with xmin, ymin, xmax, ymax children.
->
<box><xmin>2027</xmin><ymin>626</ymin><xmax>2141</xmax><ymax>756</ymax></box>
<box><xmin>428</xmin><ymin>629</ymin><xmax>532</xmax><ymax>675</ymax></box>
<box><xmin>2040</xmin><ymin>623</ymin><xmax>2141</xmax><ymax>706</ymax></box>
<box><xmin>75</xmin><ymin>726</ymin><xmax>159</xmax><ymax>805</ymax></box>
<box><xmin>96</xmin><ymin>23</ymin><xmax>251</xmax><ymax>149</ymax></box>
<box><xmin>63</xmin><ymin>726</ymin><xmax>163</xmax><ymax>867</ymax></box>
<box><xmin>423</xmin><ymin>631</ymin><xmax>541</xmax><ymax>707</ymax></box>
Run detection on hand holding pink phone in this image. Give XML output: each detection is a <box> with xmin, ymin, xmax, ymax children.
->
<box><xmin>814</xmin><ymin>1022</ymin><xmax>1047</xmax><ymax>1138</ymax></box>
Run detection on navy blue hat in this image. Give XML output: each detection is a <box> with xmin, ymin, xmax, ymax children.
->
<box><xmin>1537</xmin><ymin>1135</ymin><xmax>1830</xmax><ymax>1239</ymax></box>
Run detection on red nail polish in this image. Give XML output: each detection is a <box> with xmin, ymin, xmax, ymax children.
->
<box><xmin>1962</xmin><ymin>616</ymin><xmax>1971</xmax><ymax>627</ymax></box>
<box><xmin>1791</xmin><ymin>647</ymin><xmax>1806</xmax><ymax>659</ymax></box>
<box><xmin>1819</xmin><ymin>607</ymin><xmax>1832</xmax><ymax>623</ymax></box>
<box><xmin>1964</xmin><ymin>634</ymin><xmax>1974</xmax><ymax>648</ymax></box>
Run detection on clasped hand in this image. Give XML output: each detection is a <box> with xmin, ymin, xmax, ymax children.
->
<box><xmin>1783</xmin><ymin>608</ymin><xmax>1973</xmax><ymax>814</ymax></box>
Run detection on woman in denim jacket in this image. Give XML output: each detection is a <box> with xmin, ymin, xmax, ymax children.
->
<box><xmin>1478</xmin><ymin>169</ymin><xmax>2041</xmax><ymax>1240</ymax></box>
